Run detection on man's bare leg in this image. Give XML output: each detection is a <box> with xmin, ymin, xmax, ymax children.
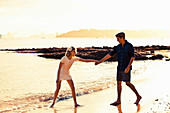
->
<box><xmin>110</xmin><ymin>81</ymin><xmax>122</xmax><ymax>106</ymax></box>
<box><xmin>125</xmin><ymin>82</ymin><xmax>142</xmax><ymax>105</ymax></box>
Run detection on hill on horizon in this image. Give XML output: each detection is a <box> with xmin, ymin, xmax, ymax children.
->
<box><xmin>56</xmin><ymin>29</ymin><xmax>170</xmax><ymax>38</ymax></box>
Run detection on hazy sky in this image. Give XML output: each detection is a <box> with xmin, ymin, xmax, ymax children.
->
<box><xmin>0</xmin><ymin>0</ymin><xmax>170</xmax><ymax>34</ymax></box>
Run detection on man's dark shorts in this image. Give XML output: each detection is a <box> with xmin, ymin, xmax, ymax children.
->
<box><xmin>117</xmin><ymin>70</ymin><xmax>131</xmax><ymax>82</ymax></box>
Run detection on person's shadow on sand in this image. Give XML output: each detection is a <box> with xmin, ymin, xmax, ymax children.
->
<box><xmin>116</xmin><ymin>104</ymin><xmax>141</xmax><ymax>113</ymax></box>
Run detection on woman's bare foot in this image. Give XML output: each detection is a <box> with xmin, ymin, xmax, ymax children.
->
<box><xmin>75</xmin><ymin>104</ymin><xmax>82</xmax><ymax>107</ymax></box>
<box><xmin>110</xmin><ymin>100</ymin><xmax>121</xmax><ymax>106</ymax></box>
<box><xmin>50</xmin><ymin>103</ymin><xmax>55</xmax><ymax>108</ymax></box>
<box><xmin>134</xmin><ymin>95</ymin><xmax>142</xmax><ymax>105</ymax></box>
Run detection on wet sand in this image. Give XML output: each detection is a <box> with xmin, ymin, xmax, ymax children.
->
<box><xmin>27</xmin><ymin>60</ymin><xmax>170</xmax><ymax>113</ymax></box>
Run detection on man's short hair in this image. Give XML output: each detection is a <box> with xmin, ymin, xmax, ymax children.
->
<box><xmin>115</xmin><ymin>32</ymin><xmax>125</xmax><ymax>39</ymax></box>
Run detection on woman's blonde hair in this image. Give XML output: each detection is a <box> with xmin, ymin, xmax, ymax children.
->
<box><xmin>65</xmin><ymin>46</ymin><xmax>77</xmax><ymax>57</ymax></box>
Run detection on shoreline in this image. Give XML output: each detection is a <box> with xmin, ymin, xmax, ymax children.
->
<box><xmin>27</xmin><ymin>60</ymin><xmax>170</xmax><ymax>113</ymax></box>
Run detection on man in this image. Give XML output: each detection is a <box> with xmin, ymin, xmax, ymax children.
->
<box><xmin>95</xmin><ymin>32</ymin><xmax>142</xmax><ymax>106</ymax></box>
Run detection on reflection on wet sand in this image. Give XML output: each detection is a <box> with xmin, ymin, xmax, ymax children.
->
<box><xmin>74</xmin><ymin>107</ymin><xmax>77</xmax><ymax>113</ymax></box>
<box><xmin>52</xmin><ymin>103</ymin><xmax>140</xmax><ymax>113</ymax></box>
<box><xmin>116</xmin><ymin>104</ymin><xmax>141</xmax><ymax>113</ymax></box>
<box><xmin>136</xmin><ymin>104</ymin><xmax>141</xmax><ymax>112</ymax></box>
<box><xmin>53</xmin><ymin>108</ymin><xmax>57</xmax><ymax>113</ymax></box>
<box><xmin>116</xmin><ymin>104</ymin><xmax>122</xmax><ymax>113</ymax></box>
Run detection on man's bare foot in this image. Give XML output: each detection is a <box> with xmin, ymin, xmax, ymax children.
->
<box><xmin>134</xmin><ymin>96</ymin><xmax>142</xmax><ymax>105</ymax></box>
<box><xmin>50</xmin><ymin>103</ymin><xmax>55</xmax><ymax>108</ymax></box>
<box><xmin>110</xmin><ymin>100</ymin><xmax>121</xmax><ymax>106</ymax></box>
<box><xmin>75</xmin><ymin>104</ymin><xmax>82</xmax><ymax>107</ymax></box>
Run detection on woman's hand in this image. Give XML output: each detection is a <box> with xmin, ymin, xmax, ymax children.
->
<box><xmin>95</xmin><ymin>61</ymin><xmax>101</xmax><ymax>65</ymax></box>
<box><xmin>56</xmin><ymin>79</ymin><xmax>60</xmax><ymax>85</ymax></box>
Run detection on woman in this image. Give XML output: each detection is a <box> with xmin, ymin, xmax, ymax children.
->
<box><xmin>50</xmin><ymin>46</ymin><xmax>97</xmax><ymax>108</ymax></box>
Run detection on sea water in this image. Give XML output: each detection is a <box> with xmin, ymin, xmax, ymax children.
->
<box><xmin>0</xmin><ymin>37</ymin><xmax>170</xmax><ymax>49</ymax></box>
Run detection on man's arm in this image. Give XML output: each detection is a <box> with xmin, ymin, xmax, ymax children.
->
<box><xmin>95</xmin><ymin>54</ymin><xmax>111</xmax><ymax>65</ymax></box>
<box><xmin>95</xmin><ymin>46</ymin><xmax>117</xmax><ymax>65</ymax></box>
<box><xmin>124</xmin><ymin>57</ymin><xmax>135</xmax><ymax>73</ymax></box>
<box><xmin>124</xmin><ymin>43</ymin><xmax>135</xmax><ymax>73</ymax></box>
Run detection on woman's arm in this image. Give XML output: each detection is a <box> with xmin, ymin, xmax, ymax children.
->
<box><xmin>57</xmin><ymin>62</ymin><xmax>63</xmax><ymax>82</ymax></box>
<box><xmin>79</xmin><ymin>58</ymin><xmax>97</xmax><ymax>62</ymax></box>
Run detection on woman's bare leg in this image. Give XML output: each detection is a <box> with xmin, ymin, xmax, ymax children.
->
<box><xmin>67</xmin><ymin>79</ymin><xmax>80</xmax><ymax>107</ymax></box>
<box><xmin>50</xmin><ymin>81</ymin><xmax>62</xmax><ymax>108</ymax></box>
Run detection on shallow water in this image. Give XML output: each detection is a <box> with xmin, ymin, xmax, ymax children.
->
<box><xmin>0</xmin><ymin>38</ymin><xmax>170</xmax><ymax>49</ymax></box>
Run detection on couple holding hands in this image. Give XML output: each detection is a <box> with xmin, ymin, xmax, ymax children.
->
<box><xmin>50</xmin><ymin>32</ymin><xmax>142</xmax><ymax>108</ymax></box>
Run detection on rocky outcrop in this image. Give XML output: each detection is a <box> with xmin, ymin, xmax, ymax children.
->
<box><xmin>1</xmin><ymin>45</ymin><xmax>169</xmax><ymax>61</ymax></box>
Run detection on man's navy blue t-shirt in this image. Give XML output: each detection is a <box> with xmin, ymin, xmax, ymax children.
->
<box><xmin>109</xmin><ymin>40</ymin><xmax>135</xmax><ymax>71</ymax></box>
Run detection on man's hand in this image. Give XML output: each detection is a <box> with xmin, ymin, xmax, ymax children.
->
<box><xmin>124</xmin><ymin>66</ymin><xmax>130</xmax><ymax>73</ymax></box>
<box><xmin>95</xmin><ymin>61</ymin><xmax>101</xmax><ymax>65</ymax></box>
<box><xmin>124</xmin><ymin>57</ymin><xmax>135</xmax><ymax>73</ymax></box>
<box><xmin>95</xmin><ymin>54</ymin><xmax>111</xmax><ymax>65</ymax></box>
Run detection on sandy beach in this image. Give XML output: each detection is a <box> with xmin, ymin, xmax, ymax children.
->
<box><xmin>24</xmin><ymin>60</ymin><xmax>170</xmax><ymax>113</ymax></box>
<box><xmin>0</xmin><ymin>49</ymin><xmax>169</xmax><ymax>113</ymax></box>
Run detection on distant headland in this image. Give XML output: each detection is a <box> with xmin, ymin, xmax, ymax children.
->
<box><xmin>1</xmin><ymin>29</ymin><xmax>170</xmax><ymax>39</ymax></box>
<box><xmin>57</xmin><ymin>29</ymin><xmax>170</xmax><ymax>38</ymax></box>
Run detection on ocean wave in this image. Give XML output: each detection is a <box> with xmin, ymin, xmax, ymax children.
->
<box><xmin>0</xmin><ymin>79</ymin><xmax>116</xmax><ymax>113</ymax></box>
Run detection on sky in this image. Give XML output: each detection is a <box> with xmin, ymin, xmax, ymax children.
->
<box><xmin>0</xmin><ymin>0</ymin><xmax>170</xmax><ymax>34</ymax></box>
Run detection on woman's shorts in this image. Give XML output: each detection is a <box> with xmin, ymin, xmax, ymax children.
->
<box><xmin>59</xmin><ymin>74</ymin><xmax>72</xmax><ymax>80</ymax></box>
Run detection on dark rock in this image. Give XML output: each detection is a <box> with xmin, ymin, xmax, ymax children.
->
<box><xmin>149</xmin><ymin>54</ymin><xmax>164</xmax><ymax>60</ymax></box>
<box><xmin>165</xmin><ymin>58</ymin><xmax>170</xmax><ymax>61</ymax></box>
<box><xmin>1</xmin><ymin>45</ymin><xmax>169</xmax><ymax>61</ymax></box>
<box><xmin>155</xmin><ymin>99</ymin><xmax>159</xmax><ymax>101</ymax></box>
